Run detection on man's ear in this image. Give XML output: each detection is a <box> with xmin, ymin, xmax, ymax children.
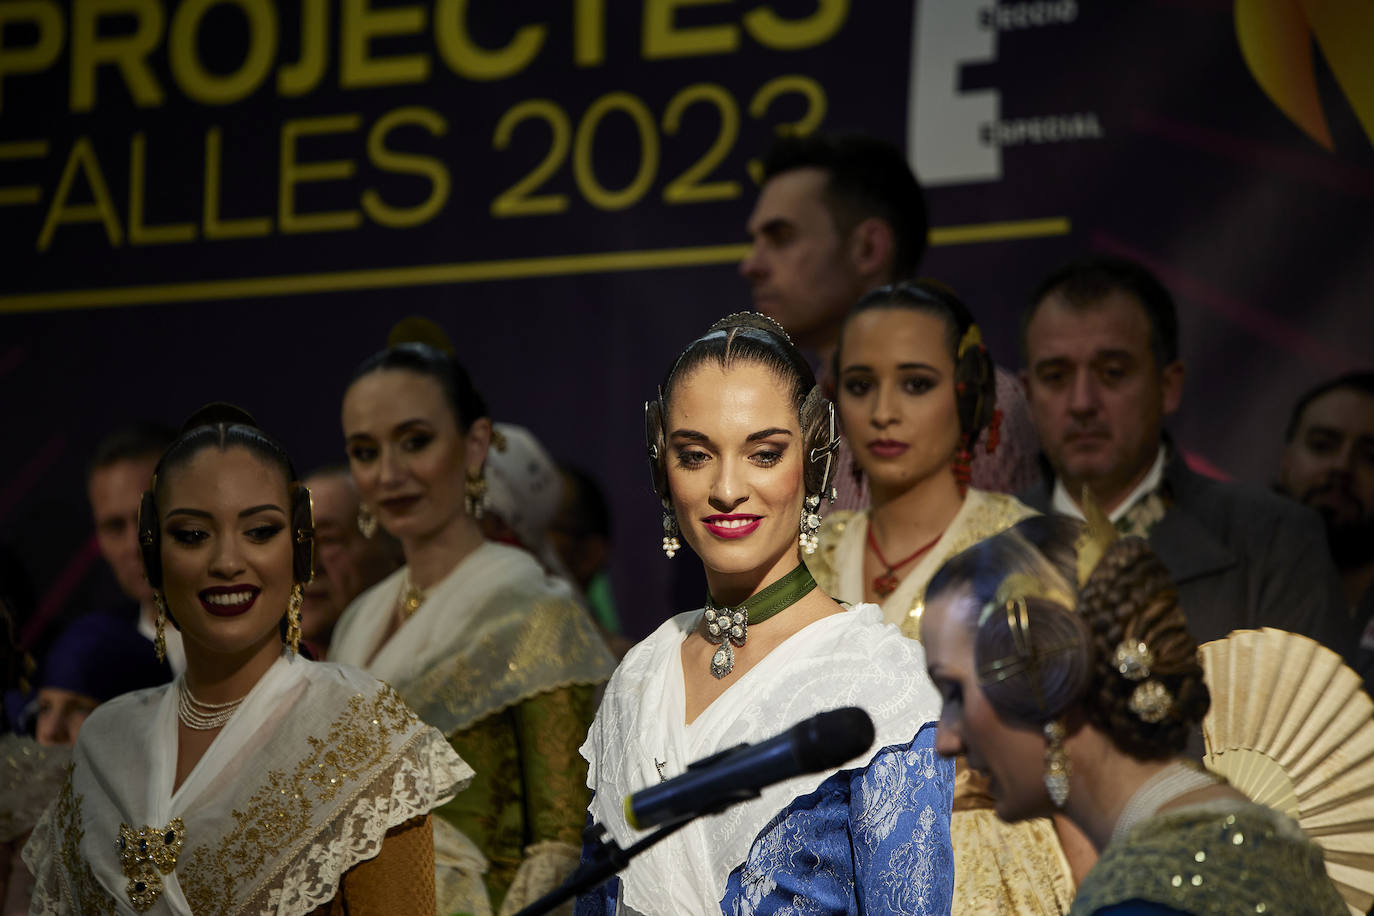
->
<box><xmin>1160</xmin><ymin>361</ymin><xmax>1185</xmax><ymax>417</ymax></box>
<box><xmin>848</xmin><ymin>217</ymin><xmax>895</xmax><ymax>281</ymax></box>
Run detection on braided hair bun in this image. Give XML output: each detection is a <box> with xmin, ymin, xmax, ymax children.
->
<box><xmin>1076</xmin><ymin>537</ymin><xmax>1210</xmax><ymax>759</ymax></box>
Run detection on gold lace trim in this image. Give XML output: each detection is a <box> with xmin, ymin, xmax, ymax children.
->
<box><xmin>41</xmin><ymin>767</ymin><xmax>117</xmax><ymax>915</ymax></box>
<box><xmin>179</xmin><ymin>685</ymin><xmax>423</xmax><ymax>914</ymax></box>
<box><xmin>405</xmin><ymin>596</ymin><xmax>615</xmax><ymax>736</ymax></box>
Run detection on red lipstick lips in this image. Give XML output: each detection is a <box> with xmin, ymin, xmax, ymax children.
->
<box><xmin>703</xmin><ymin>514</ymin><xmax>762</xmax><ymax>539</ymax></box>
<box><xmin>867</xmin><ymin>439</ymin><xmax>910</xmax><ymax>459</ymax></box>
<box><xmin>198</xmin><ymin>585</ymin><xmax>259</xmax><ymax>617</ymax></box>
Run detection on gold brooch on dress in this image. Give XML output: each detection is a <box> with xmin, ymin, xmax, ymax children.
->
<box><xmin>117</xmin><ymin>818</ymin><xmax>185</xmax><ymax>912</ymax></box>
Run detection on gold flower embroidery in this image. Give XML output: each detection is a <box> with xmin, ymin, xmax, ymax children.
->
<box><xmin>52</xmin><ymin>767</ymin><xmax>117</xmax><ymax>915</ymax></box>
<box><xmin>179</xmin><ymin>686</ymin><xmax>417</xmax><ymax>912</ymax></box>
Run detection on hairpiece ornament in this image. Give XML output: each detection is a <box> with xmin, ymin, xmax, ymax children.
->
<box><xmin>956</xmin><ymin>323</ymin><xmax>984</xmax><ymax>359</ymax></box>
<box><xmin>152</xmin><ymin>591</ymin><xmax>168</xmax><ymax>664</ymax></box>
<box><xmin>285</xmin><ymin>583</ymin><xmax>303</xmax><ymax>656</ymax></box>
<box><xmin>1128</xmin><ymin>680</ymin><xmax>1174</xmax><ymax>723</ymax></box>
<box><xmin>1043</xmin><ymin>719</ymin><xmax>1071</xmax><ymax>807</ymax></box>
<box><xmin>1113</xmin><ymin>640</ymin><xmax>1153</xmax><ymax>681</ymax></box>
<box><xmin>118</xmin><ymin>818</ymin><xmax>185</xmax><ymax>911</ymax></box>
<box><xmin>981</xmin><ymin>573</ymin><xmax>1074</xmax><ymax>624</ymax></box>
<box><xmin>1075</xmin><ymin>486</ymin><xmax>1119</xmax><ymax>588</ymax></box>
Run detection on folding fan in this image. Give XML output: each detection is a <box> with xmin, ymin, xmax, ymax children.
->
<box><xmin>1199</xmin><ymin>627</ymin><xmax>1374</xmax><ymax>916</ymax></box>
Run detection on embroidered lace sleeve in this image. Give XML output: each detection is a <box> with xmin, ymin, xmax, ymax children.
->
<box><xmin>721</xmin><ymin>725</ymin><xmax>955</xmax><ymax>916</ymax></box>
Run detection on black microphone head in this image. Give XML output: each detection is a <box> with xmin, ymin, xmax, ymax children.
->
<box><xmin>793</xmin><ymin>707</ymin><xmax>875</xmax><ymax>772</ymax></box>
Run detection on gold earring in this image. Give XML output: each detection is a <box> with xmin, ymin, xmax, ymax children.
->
<box><xmin>152</xmin><ymin>591</ymin><xmax>168</xmax><ymax>663</ymax></box>
<box><xmin>286</xmin><ymin>584</ymin><xmax>303</xmax><ymax>656</ymax></box>
<box><xmin>464</xmin><ymin>468</ymin><xmax>487</xmax><ymax>519</ymax></box>
<box><xmin>357</xmin><ymin>505</ymin><xmax>377</xmax><ymax>538</ymax></box>
<box><xmin>1043</xmin><ymin>719</ymin><xmax>1071</xmax><ymax>808</ymax></box>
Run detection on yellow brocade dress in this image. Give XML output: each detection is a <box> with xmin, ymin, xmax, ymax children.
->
<box><xmin>808</xmin><ymin>489</ymin><xmax>1076</xmax><ymax>915</ymax></box>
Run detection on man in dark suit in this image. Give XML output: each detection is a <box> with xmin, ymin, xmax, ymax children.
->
<box><xmin>1017</xmin><ymin>255</ymin><xmax>1353</xmax><ymax>657</ymax></box>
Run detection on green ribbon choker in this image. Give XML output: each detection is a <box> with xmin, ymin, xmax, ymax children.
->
<box><xmin>702</xmin><ymin>563</ymin><xmax>818</xmax><ymax>679</ymax></box>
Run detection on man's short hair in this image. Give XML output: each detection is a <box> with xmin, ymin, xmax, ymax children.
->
<box><xmin>761</xmin><ymin>134</ymin><xmax>928</xmax><ymax>279</ymax></box>
<box><xmin>1285</xmin><ymin>371</ymin><xmax>1374</xmax><ymax>441</ymax></box>
<box><xmin>88</xmin><ymin>423</ymin><xmax>175</xmax><ymax>482</ymax></box>
<box><xmin>1022</xmin><ymin>255</ymin><xmax>1179</xmax><ymax>370</ymax></box>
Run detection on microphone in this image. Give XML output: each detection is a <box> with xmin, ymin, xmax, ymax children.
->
<box><xmin>624</xmin><ymin>706</ymin><xmax>876</xmax><ymax>830</ymax></box>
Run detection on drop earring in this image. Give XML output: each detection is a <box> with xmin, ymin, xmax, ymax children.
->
<box><xmin>800</xmin><ymin>494</ymin><xmax>821</xmax><ymax>555</ymax></box>
<box><xmin>661</xmin><ymin>501</ymin><xmax>680</xmax><ymax>559</ymax></box>
<box><xmin>286</xmin><ymin>584</ymin><xmax>303</xmax><ymax>656</ymax></box>
<box><xmin>1043</xmin><ymin>719</ymin><xmax>1071</xmax><ymax>807</ymax></box>
<box><xmin>464</xmin><ymin>468</ymin><xmax>488</xmax><ymax>519</ymax></box>
<box><xmin>357</xmin><ymin>505</ymin><xmax>377</xmax><ymax>538</ymax></box>
<box><xmin>152</xmin><ymin>591</ymin><xmax>168</xmax><ymax>663</ymax></box>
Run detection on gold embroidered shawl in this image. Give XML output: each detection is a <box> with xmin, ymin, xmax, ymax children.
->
<box><xmin>329</xmin><ymin>541</ymin><xmax>617</xmax><ymax>736</ymax></box>
<box><xmin>1069</xmin><ymin>800</ymin><xmax>1347</xmax><ymax>915</ymax></box>
<box><xmin>22</xmin><ymin>655</ymin><xmax>472</xmax><ymax>916</ymax></box>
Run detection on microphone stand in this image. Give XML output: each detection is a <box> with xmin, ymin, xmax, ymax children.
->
<box><xmin>511</xmin><ymin>787</ymin><xmax>759</xmax><ymax>916</ymax></box>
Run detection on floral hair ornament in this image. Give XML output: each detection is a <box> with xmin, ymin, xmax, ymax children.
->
<box><xmin>1078</xmin><ymin>488</ymin><xmax>1178</xmax><ymax>723</ymax></box>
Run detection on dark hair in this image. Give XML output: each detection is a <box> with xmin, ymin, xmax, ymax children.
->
<box><xmin>646</xmin><ymin>313</ymin><xmax>837</xmax><ymax>502</ymax></box>
<box><xmin>761</xmin><ymin>134</ymin><xmax>928</xmax><ymax>280</ymax></box>
<box><xmin>1285</xmin><ymin>371</ymin><xmax>1374</xmax><ymax>441</ymax></box>
<box><xmin>1022</xmin><ymin>256</ymin><xmax>1180</xmax><ymax>370</ymax></box>
<box><xmin>349</xmin><ymin>343</ymin><xmax>489</xmax><ymax>433</ymax></box>
<box><xmin>927</xmin><ymin>516</ymin><xmax>1209</xmax><ymax>760</ymax></box>
<box><xmin>838</xmin><ymin>280</ymin><xmax>998</xmax><ymax>446</ymax></box>
<box><xmin>88</xmin><ymin>422</ymin><xmax>175</xmax><ymax>482</ymax></box>
<box><xmin>153</xmin><ymin>404</ymin><xmax>296</xmax><ymax>499</ymax></box>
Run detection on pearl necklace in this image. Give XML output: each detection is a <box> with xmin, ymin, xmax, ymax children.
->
<box><xmin>176</xmin><ymin>680</ymin><xmax>247</xmax><ymax>731</ymax></box>
<box><xmin>1109</xmin><ymin>760</ymin><xmax>1220</xmax><ymax>846</ymax></box>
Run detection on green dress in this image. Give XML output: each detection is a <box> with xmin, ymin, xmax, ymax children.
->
<box><xmin>329</xmin><ymin>542</ymin><xmax>618</xmax><ymax>914</ymax></box>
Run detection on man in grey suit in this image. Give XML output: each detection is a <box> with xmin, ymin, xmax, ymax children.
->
<box><xmin>1017</xmin><ymin>255</ymin><xmax>1354</xmax><ymax>657</ymax></box>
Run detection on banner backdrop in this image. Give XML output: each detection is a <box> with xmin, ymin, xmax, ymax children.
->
<box><xmin>2</xmin><ymin>1</ymin><xmax>1371</xmax><ymax>645</ymax></box>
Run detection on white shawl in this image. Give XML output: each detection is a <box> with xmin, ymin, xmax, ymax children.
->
<box><xmin>330</xmin><ymin>542</ymin><xmax>616</xmax><ymax>735</ymax></box>
<box><xmin>24</xmin><ymin>653</ymin><xmax>472</xmax><ymax>916</ymax></box>
<box><xmin>582</xmin><ymin>604</ymin><xmax>941</xmax><ymax>915</ymax></box>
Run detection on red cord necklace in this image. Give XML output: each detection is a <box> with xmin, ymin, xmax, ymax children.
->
<box><xmin>867</xmin><ymin>524</ymin><xmax>946</xmax><ymax>598</ymax></box>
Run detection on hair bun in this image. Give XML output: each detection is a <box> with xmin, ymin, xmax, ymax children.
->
<box><xmin>180</xmin><ymin>402</ymin><xmax>258</xmax><ymax>434</ymax></box>
<box><xmin>388</xmin><ymin>316</ymin><xmax>455</xmax><ymax>354</ymax></box>
<box><xmin>706</xmin><ymin>311</ymin><xmax>793</xmax><ymax>344</ymax></box>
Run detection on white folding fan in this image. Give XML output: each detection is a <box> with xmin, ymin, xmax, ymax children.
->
<box><xmin>1199</xmin><ymin>627</ymin><xmax>1374</xmax><ymax>916</ymax></box>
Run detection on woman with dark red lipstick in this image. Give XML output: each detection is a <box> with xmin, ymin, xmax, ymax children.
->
<box><xmin>330</xmin><ymin>326</ymin><xmax>616</xmax><ymax>915</ymax></box>
<box><xmin>580</xmin><ymin>313</ymin><xmax>955</xmax><ymax>915</ymax></box>
<box><xmin>807</xmin><ymin>281</ymin><xmax>1081</xmax><ymax>913</ymax></box>
<box><xmin>25</xmin><ymin>404</ymin><xmax>472</xmax><ymax>916</ymax></box>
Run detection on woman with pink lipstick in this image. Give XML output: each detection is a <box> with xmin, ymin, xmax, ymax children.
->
<box><xmin>329</xmin><ymin>327</ymin><xmax>617</xmax><ymax>916</ymax></box>
<box><xmin>580</xmin><ymin>313</ymin><xmax>954</xmax><ymax>915</ymax></box>
<box><xmin>807</xmin><ymin>281</ymin><xmax>1080</xmax><ymax>914</ymax></box>
<box><xmin>24</xmin><ymin>405</ymin><xmax>472</xmax><ymax>916</ymax></box>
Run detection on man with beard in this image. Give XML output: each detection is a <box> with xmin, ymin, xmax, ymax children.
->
<box><xmin>1019</xmin><ymin>256</ymin><xmax>1352</xmax><ymax>657</ymax></box>
<box><xmin>1280</xmin><ymin>372</ymin><xmax>1374</xmax><ymax>689</ymax></box>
